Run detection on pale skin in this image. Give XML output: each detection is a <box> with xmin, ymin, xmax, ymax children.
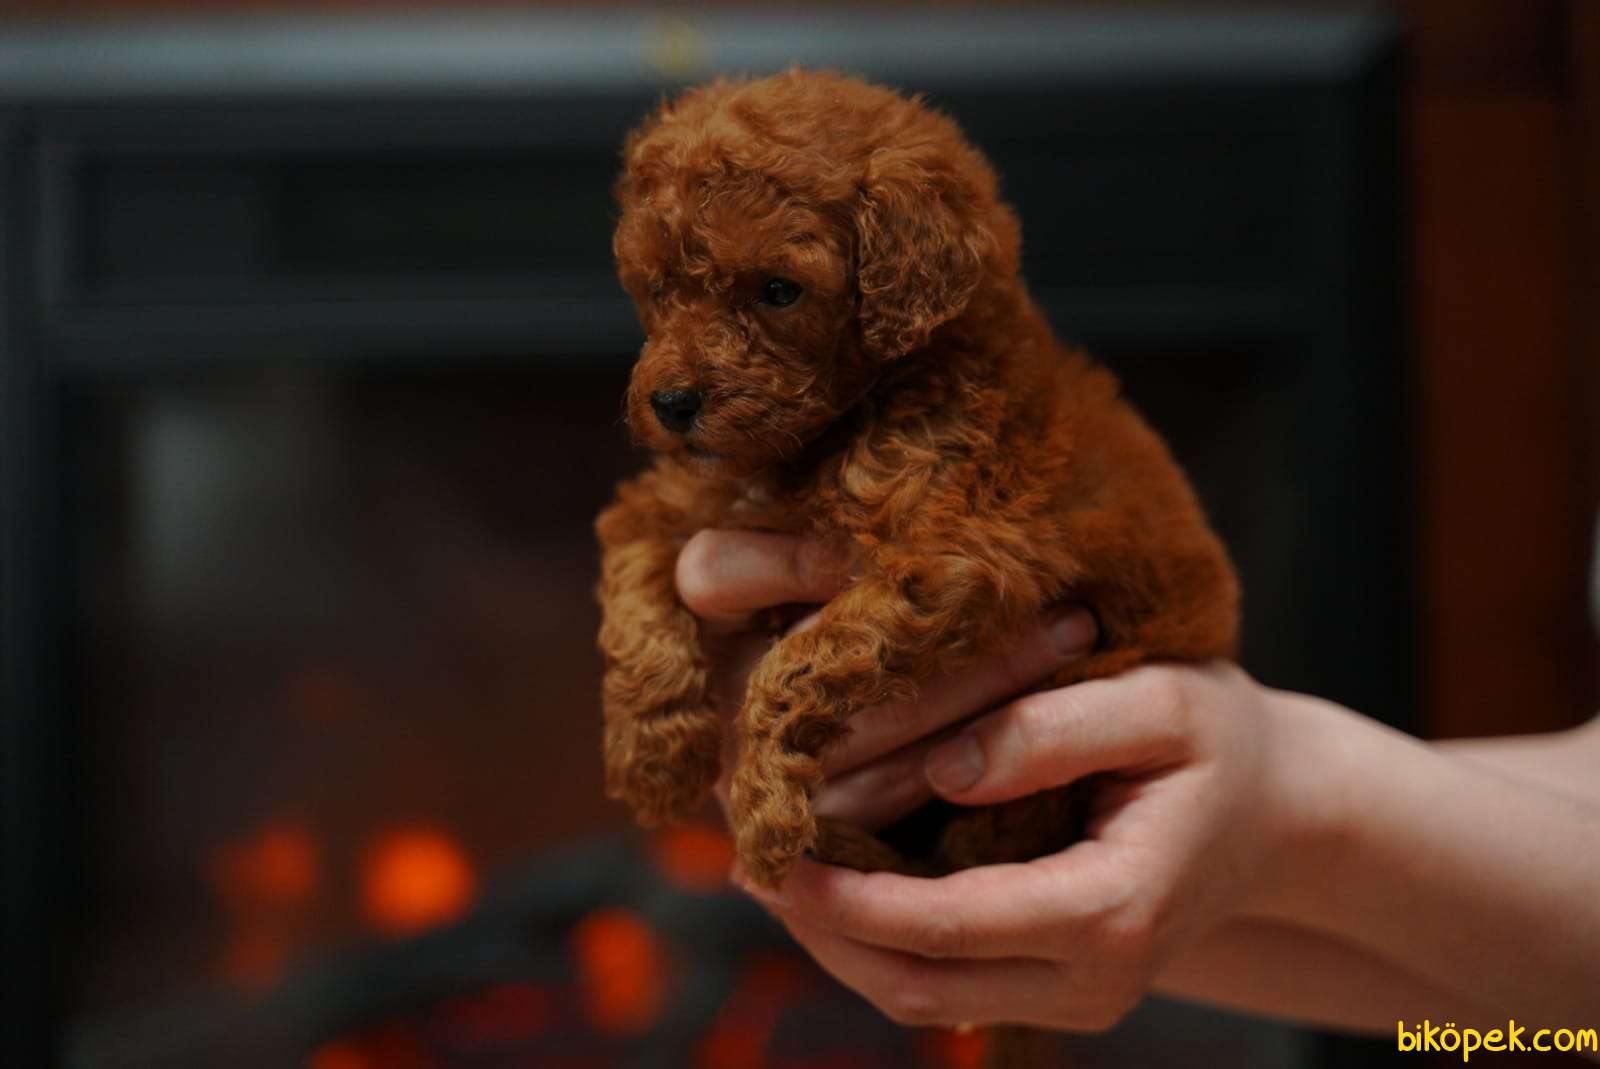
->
<box><xmin>678</xmin><ymin>529</ymin><xmax>1600</xmax><ymax>1041</ymax></box>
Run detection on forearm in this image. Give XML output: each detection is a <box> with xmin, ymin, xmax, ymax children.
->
<box><xmin>1153</xmin><ymin>918</ymin><xmax>1500</xmax><ymax>1034</ymax></box>
<box><xmin>1251</xmin><ymin>693</ymin><xmax>1600</xmax><ymax>1019</ymax></box>
<box><xmin>1432</xmin><ymin>717</ymin><xmax>1600</xmax><ymax>805</ymax></box>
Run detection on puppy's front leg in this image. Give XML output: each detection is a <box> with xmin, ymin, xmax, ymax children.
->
<box><xmin>596</xmin><ymin>484</ymin><xmax>722</xmax><ymax>826</ymax></box>
<box><xmin>728</xmin><ymin>576</ymin><xmax>958</xmax><ymax>888</ymax></box>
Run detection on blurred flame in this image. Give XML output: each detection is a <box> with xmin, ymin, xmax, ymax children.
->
<box><xmin>430</xmin><ymin>982</ymin><xmax>552</xmax><ymax>1046</ymax></box>
<box><xmin>207</xmin><ymin>816</ymin><xmax>320</xmax><ymax>910</ymax></box>
<box><xmin>570</xmin><ymin>907</ymin><xmax>669</xmax><ymax>1036</ymax></box>
<box><xmin>306</xmin><ymin>1029</ymin><xmax>437</xmax><ymax>1069</ymax></box>
<box><xmin>359</xmin><ymin>824</ymin><xmax>477</xmax><ymax>936</ymax></box>
<box><xmin>920</xmin><ymin>1025</ymin><xmax>991</xmax><ymax>1069</ymax></box>
<box><xmin>695</xmin><ymin>954</ymin><xmax>809</xmax><ymax>1069</ymax></box>
<box><xmin>650</xmin><ymin>823</ymin><xmax>735</xmax><ymax>893</ymax></box>
<box><xmin>305</xmin><ymin>1041</ymin><xmax>371</xmax><ymax>1069</ymax></box>
<box><xmin>206</xmin><ymin>815</ymin><xmax>321</xmax><ymax>992</ymax></box>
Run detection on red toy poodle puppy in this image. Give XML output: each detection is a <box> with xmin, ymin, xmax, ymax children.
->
<box><xmin>597</xmin><ymin>67</ymin><xmax>1237</xmax><ymax>906</ymax></box>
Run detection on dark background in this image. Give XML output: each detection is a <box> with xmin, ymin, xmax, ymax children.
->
<box><xmin>1</xmin><ymin>3</ymin><xmax>1596</xmax><ymax>1069</ymax></box>
<box><xmin>10</xmin><ymin>0</ymin><xmax>1592</xmax><ymax>789</ymax></box>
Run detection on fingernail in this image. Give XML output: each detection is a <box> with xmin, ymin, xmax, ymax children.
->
<box><xmin>1050</xmin><ymin>608</ymin><xmax>1097</xmax><ymax>657</ymax></box>
<box><xmin>925</xmin><ymin>734</ymin><xmax>985</xmax><ymax>794</ymax></box>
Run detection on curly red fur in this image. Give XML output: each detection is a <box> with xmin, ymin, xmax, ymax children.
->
<box><xmin>596</xmin><ymin>70</ymin><xmax>1239</xmax><ymax>1057</ymax></box>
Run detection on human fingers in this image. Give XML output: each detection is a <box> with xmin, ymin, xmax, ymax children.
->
<box><xmin>737</xmin><ymin>852</ymin><xmax>1127</xmax><ymax>962</ymax></box>
<box><xmin>921</xmin><ymin>666</ymin><xmax>1200</xmax><ymax>805</ymax></box>
<box><xmin>821</xmin><ymin>607</ymin><xmax>1097</xmax><ymax>778</ymax></box>
<box><xmin>676</xmin><ymin>530</ymin><xmax>851</xmax><ymax>636</ymax></box>
<box><xmin>774</xmin><ymin>915</ymin><xmax>1074</xmax><ymax>1029</ymax></box>
<box><xmin>812</xmin><ymin>728</ymin><xmax>953</xmax><ymax>830</ymax></box>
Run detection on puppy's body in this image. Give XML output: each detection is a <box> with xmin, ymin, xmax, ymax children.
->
<box><xmin>596</xmin><ymin>70</ymin><xmax>1238</xmax><ymax>1049</ymax></box>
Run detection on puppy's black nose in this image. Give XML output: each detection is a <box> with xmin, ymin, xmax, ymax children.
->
<box><xmin>649</xmin><ymin>388</ymin><xmax>702</xmax><ymax>434</ymax></box>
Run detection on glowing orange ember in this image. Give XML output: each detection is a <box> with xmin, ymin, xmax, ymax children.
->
<box><xmin>651</xmin><ymin>823</ymin><xmax>736</xmax><ymax>892</ymax></box>
<box><xmin>431</xmin><ymin>982</ymin><xmax>552</xmax><ymax>1045</ymax></box>
<box><xmin>305</xmin><ymin>1030</ymin><xmax>436</xmax><ymax>1069</ymax></box>
<box><xmin>570</xmin><ymin>907</ymin><xmax>669</xmax><ymax>1036</ymax></box>
<box><xmin>208</xmin><ymin>817</ymin><xmax>320</xmax><ymax>910</ymax></box>
<box><xmin>920</xmin><ymin>1025</ymin><xmax>990</xmax><ymax>1069</ymax></box>
<box><xmin>695</xmin><ymin>954</ymin><xmax>809</xmax><ymax>1069</ymax></box>
<box><xmin>305</xmin><ymin>1041</ymin><xmax>371</xmax><ymax>1069</ymax></box>
<box><xmin>206</xmin><ymin>816</ymin><xmax>320</xmax><ymax>991</ymax></box>
<box><xmin>359</xmin><ymin>825</ymin><xmax>477</xmax><ymax>936</ymax></box>
<box><xmin>696</xmin><ymin>1016</ymin><xmax>764</xmax><ymax>1069</ymax></box>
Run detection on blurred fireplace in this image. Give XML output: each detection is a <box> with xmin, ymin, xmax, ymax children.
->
<box><xmin>0</xmin><ymin>9</ymin><xmax>1404</xmax><ymax>1069</ymax></box>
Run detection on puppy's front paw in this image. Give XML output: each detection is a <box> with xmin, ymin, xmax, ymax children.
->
<box><xmin>603</xmin><ymin>707</ymin><xmax>723</xmax><ymax>826</ymax></box>
<box><xmin>728</xmin><ymin>756</ymin><xmax>817</xmax><ymax>889</ymax></box>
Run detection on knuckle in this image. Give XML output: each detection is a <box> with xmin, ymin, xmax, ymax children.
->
<box><xmin>1165</xmin><ymin>674</ymin><xmax>1194</xmax><ymax>724</ymax></box>
<box><xmin>1134</xmin><ymin>668</ymin><xmax>1193</xmax><ymax>740</ymax></box>
<box><xmin>1008</xmin><ymin>692</ymin><xmax>1062</xmax><ymax>750</ymax></box>
<box><xmin>916</xmin><ymin>913</ymin><xmax>972</xmax><ymax>959</ymax></box>
<box><xmin>883</xmin><ymin>985</ymin><xmax>946</xmax><ymax>1027</ymax></box>
<box><xmin>1082</xmin><ymin>880</ymin><xmax>1160</xmax><ymax>954</ymax></box>
<box><xmin>1098</xmin><ymin>910</ymin><xmax>1158</xmax><ymax>964</ymax></box>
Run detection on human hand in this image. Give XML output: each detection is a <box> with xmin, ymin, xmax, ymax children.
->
<box><xmin>673</xmin><ymin>529</ymin><xmax>1099</xmax><ymax>821</ymax></box>
<box><xmin>730</xmin><ymin>663</ymin><xmax>1299</xmax><ymax>1032</ymax></box>
<box><xmin>676</xmin><ymin>542</ymin><xmax>1600</xmax><ymax>1034</ymax></box>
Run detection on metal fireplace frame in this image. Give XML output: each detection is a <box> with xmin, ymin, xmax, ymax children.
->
<box><xmin>0</xmin><ymin>9</ymin><xmax>1404</xmax><ymax>1067</ymax></box>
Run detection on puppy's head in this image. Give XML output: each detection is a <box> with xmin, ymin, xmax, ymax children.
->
<box><xmin>612</xmin><ymin>69</ymin><xmax>1019</xmax><ymax>473</ymax></box>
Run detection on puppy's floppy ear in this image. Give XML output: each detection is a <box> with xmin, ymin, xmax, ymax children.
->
<box><xmin>853</xmin><ymin>144</ymin><xmax>1000</xmax><ymax>359</ymax></box>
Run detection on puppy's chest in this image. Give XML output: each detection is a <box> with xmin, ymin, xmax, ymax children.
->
<box><xmin>719</xmin><ymin>479</ymin><xmax>812</xmax><ymax>535</ymax></box>
<box><xmin>716</xmin><ymin>475</ymin><xmax>876</xmax><ymax>583</ymax></box>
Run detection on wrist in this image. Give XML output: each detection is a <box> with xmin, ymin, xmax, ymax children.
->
<box><xmin>1245</xmin><ymin>688</ymin><xmax>1374</xmax><ymax>923</ymax></box>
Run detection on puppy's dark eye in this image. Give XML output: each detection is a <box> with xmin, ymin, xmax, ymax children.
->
<box><xmin>760</xmin><ymin>277</ymin><xmax>803</xmax><ymax>307</ymax></box>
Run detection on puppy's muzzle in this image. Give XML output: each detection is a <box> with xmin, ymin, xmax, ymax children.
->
<box><xmin>649</xmin><ymin>388</ymin><xmax>702</xmax><ymax>434</ymax></box>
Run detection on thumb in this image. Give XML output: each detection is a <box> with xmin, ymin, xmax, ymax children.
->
<box><xmin>922</xmin><ymin>668</ymin><xmax>1192</xmax><ymax>804</ymax></box>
